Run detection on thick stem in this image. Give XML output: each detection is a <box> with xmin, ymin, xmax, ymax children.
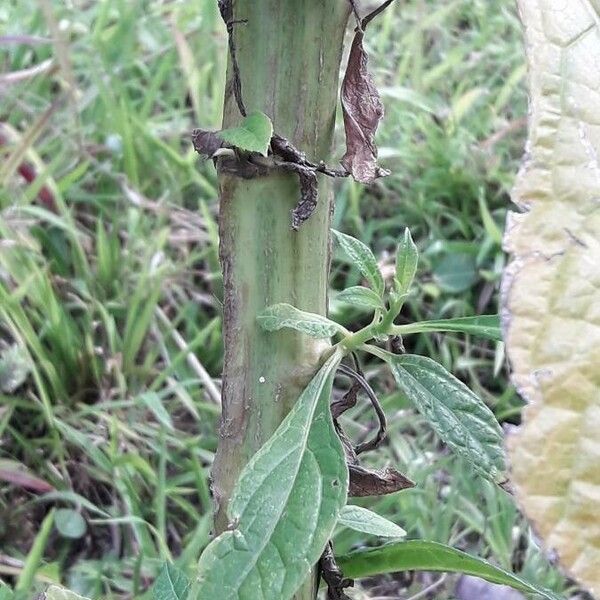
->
<box><xmin>212</xmin><ymin>2</ymin><xmax>349</xmax><ymax>598</ymax></box>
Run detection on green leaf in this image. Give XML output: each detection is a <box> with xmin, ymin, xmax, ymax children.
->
<box><xmin>196</xmin><ymin>353</ymin><xmax>348</xmax><ymax>600</ymax></box>
<box><xmin>332</xmin><ymin>230</ymin><xmax>384</xmax><ymax>296</ymax></box>
<box><xmin>385</xmin><ymin>353</ymin><xmax>506</xmax><ymax>482</ymax></box>
<box><xmin>338</xmin><ymin>505</ymin><xmax>406</xmax><ymax>539</ymax></box>
<box><xmin>0</xmin><ymin>584</ymin><xmax>14</xmax><ymax>600</ymax></box>
<box><xmin>336</xmin><ymin>541</ymin><xmax>560</xmax><ymax>600</ymax></box>
<box><xmin>218</xmin><ymin>111</ymin><xmax>273</xmax><ymax>156</ymax></box>
<box><xmin>394</xmin><ymin>228</ymin><xmax>418</xmax><ymax>294</ymax></box>
<box><xmin>54</xmin><ymin>508</ymin><xmax>87</xmax><ymax>539</ymax></box>
<box><xmin>44</xmin><ymin>586</ymin><xmax>90</xmax><ymax>600</ymax></box>
<box><xmin>257</xmin><ymin>303</ymin><xmax>346</xmax><ymax>339</ymax></box>
<box><xmin>336</xmin><ymin>286</ymin><xmax>384</xmax><ymax>310</ymax></box>
<box><xmin>395</xmin><ymin>315</ymin><xmax>501</xmax><ymax>342</ymax></box>
<box><xmin>432</xmin><ymin>253</ymin><xmax>477</xmax><ymax>293</ymax></box>
<box><xmin>153</xmin><ymin>562</ymin><xmax>191</xmax><ymax>600</ymax></box>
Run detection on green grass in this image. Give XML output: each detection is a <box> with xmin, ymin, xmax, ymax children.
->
<box><xmin>0</xmin><ymin>0</ymin><xmax>581</xmax><ymax>598</ymax></box>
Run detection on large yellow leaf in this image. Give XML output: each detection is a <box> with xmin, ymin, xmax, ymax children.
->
<box><xmin>503</xmin><ymin>1</ymin><xmax>600</xmax><ymax>596</ymax></box>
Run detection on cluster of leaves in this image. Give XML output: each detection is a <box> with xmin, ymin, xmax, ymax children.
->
<box><xmin>41</xmin><ymin>230</ymin><xmax>556</xmax><ymax>600</ymax></box>
<box><xmin>188</xmin><ymin>230</ymin><xmax>554</xmax><ymax>600</ymax></box>
<box><xmin>42</xmin><ymin>230</ymin><xmax>561</xmax><ymax>600</ymax></box>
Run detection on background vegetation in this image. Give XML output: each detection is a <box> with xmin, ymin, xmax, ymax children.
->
<box><xmin>0</xmin><ymin>0</ymin><xmax>581</xmax><ymax>597</ymax></box>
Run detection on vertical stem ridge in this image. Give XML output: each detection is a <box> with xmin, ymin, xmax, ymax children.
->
<box><xmin>211</xmin><ymin>1</ymin><xmax>349</xmax><ymax>598</ymax></box>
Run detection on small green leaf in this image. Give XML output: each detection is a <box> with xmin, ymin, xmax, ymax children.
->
<box><xmin>338</xmin><ymin>505</ymin><xmax>406</xmax><ymax>539</ymax></box>
<box><xmin>44</xmin><ymin>586</ymin><xmax>90</xmax><ymax>600</ymax></box>
<box><xmin>336</xmin><ymin>286</ymin><xmax>384</xmax><ymax>310</ymax></box>
<box><xmin>218</xmin><ymin>111</ymin><xmax>273</xmax><ymax>156</ymax></box>
<box><xmin>196</xmin><ymin>353</ymin><xmax>348</xmax><ymax>600</ymax></box>
<box><xmin>153</xmin><ymin>562</ymin><xmax>191</xmax><ymax>600</ymax></box>
<box><xmin>395</xmin><ymin>315</ymin><xmax>501</xmax><ymax>342</ymax></box>
<box><xmin>432</xmin><ymin>253</ymin><xmax>477</xmax><ymax>293</ymax></box>
<box><xmin>394</xmin><ymin>228</ymin><xmax>418</xmax><ymax>294</ymax></box>
<box><xmin>332</xmin><ymin>230</ymin><xmax>384</xmax><ymax>296</ymax></box>
<box><xmin>54</xmin><ymin>508</ymin><xmax>87</xmax><ymax>539</ymax></box>
<box><xmin>257</xmin><ymin>303</ymin><xmax>346</xmax><ymax>339</ymax></box>
<box><xmin>336</xmin><ymin>541</ymin><xmax>560</xmax><ymax>600</ymax></box>
<box><xmin>384</xmin><ymin>353</ymin><xmax>506</xmax><ymax>482</ymax></box>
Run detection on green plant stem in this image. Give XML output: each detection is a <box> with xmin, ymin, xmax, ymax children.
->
<box><xmin>211</xmin><ymin>2</ymin><xmax>349</xmax><ymax>599</ymax></box>
<box><xmin>342</xmin><ymin>295</ymin><xmax>406</xmax><ymax>351</ymax></box>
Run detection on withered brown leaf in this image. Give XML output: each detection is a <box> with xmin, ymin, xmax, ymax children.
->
<box><xmin>349</xmin><ymin>464</ymin><xmax>414</xmax><ymax>497</ymax></box>
<box><xmin>192</xmin><ymin>128</ymin><xmax>223</xmax><ymax>158</ymax></box>
<box><xmin>291</xmin><ymin>167</ymin><xmax>318</xmax><ymax>230</ymax></box>
<box><xmin>340</xmin><ymin>28</ymin><xmax>390</xmax><ymax>184</ymax></box>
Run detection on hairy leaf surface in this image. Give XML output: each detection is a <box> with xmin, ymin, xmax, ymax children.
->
<box><xmin>394</xmin><ymin>228</ymin><xmax>418</xmax><ymax>294</ymax></box>
<box><xmin>336</xmin><ymin>541</ymin><xmax>560</xmax><ymax>600</ymax></box>
<box><xmin>396</xmin><ymin>315</ymin><xmax>501</xmax><ymax>342</ymax></box>
<box><xmin>153</xmin><ymin>563</ymin><xmax>191</xmax><ymax>600</ymax></box>
<box><xmin>336</xmin><ymin>286</ymin><xmax>384</xmax><ymax>310</ymax></box>
<box><xmin>257</xmin><ymin>303</ymin><xmax>346</xmax><ymax>338</ymax></box>
<box><xmin>195</xmin><ymin>354</ymin><xmax>348</xmax><ymax>600</ymax></box>
<box><xmin>338</xmin><ymin>505</ymin><xmax>406</xmax><ymax>538</ymax></box>
<box><xmin>386</xmin><ymin>353</ymin><xmax>506</xmax><ymax>482</ymax></box>
<box><xmin>503</xmin><ymin>0</ymin><xmax>600</xmax><ymax>594</ymax></box>
<box><xmin>332</xmin><ymin>230</ymin><xmax>384</xmax><ymax>296</ymax></box>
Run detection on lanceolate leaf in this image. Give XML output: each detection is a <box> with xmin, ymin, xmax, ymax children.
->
<box><xmin>394</xmin><ymin>228</ymin><xmax>418</xmax><ymax>295</ymax></box>
<box><xmin>385</xmin><ymin>353</ymin><xmax>506</xmax><ymax>483</ymax></box>
<box><xmin>394</xmin><ymin>315</ymin><xmax>501</xmax><ymax>342</ymax></box>
<box><xmin>503</xmin><ymin>0</ymin><xmax>600</xmax><ymax>595</ymax></box>
<box><xmin>153</xmin><ymin>562</ymin><xmax>191</xmax><ymax>600</ymax></box>
<box><xmin>218</xmin><ymin>111</ymin><xmax>273</xmax><ymax>156</ymax></box>
<box><xmin>336</xmin><ymin>286</ymin><xmax>384</xmax><ymax>310</ymax></box>
<box><xmin>257</xmin><ymin>303</ymin><xmax>346</xmax><ymax>339</ymax></box>
<box><xmin>196</xmin><ymin>353</ymin><xmax>348</xmax><ymax>600</ymax></box>
<box><xmin>332</xmin><ymin>230</ymin><xmax>384</xmax><ymax>296</ymax></box>
<box><xmin>338</xmin><ymin>505</ymin><xmax>406</xmax><ymax>539</ymax></box>
<box><xmin>336</xmin><ymin>541</ymin><xmax>560</xmax><ymax>600</ymax></box>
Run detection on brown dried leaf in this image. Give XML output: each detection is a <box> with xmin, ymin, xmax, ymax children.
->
<box><xmin>340</xmin><ymin>29</ymin><xmax>389</xmax><ymax>184</ymax></box>
<box><xmin>191</xmin><ymin>129</ymin><xmax>223</xmax><ymax>158</ymax></box>
<box><xmin>291</xmin><ymin>167</ymin><xmax>318</xmax><ymax>230</ymax></box>
<box><xmin>349</xmin><ymin>464</ymin><xmax>414</xmax><ymax>497</ymax></box>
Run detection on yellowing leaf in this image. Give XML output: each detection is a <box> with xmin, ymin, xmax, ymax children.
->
<box><xmin>503</xmin><ymin>1</ymin><xmax>600</xmax><ymax>596</ymax></box>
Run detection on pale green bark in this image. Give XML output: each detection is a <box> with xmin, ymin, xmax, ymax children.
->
<box><xmin>212</xmin><ymin>1</ymin><xmax>349</xmax><ymax>598</ymax></box>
